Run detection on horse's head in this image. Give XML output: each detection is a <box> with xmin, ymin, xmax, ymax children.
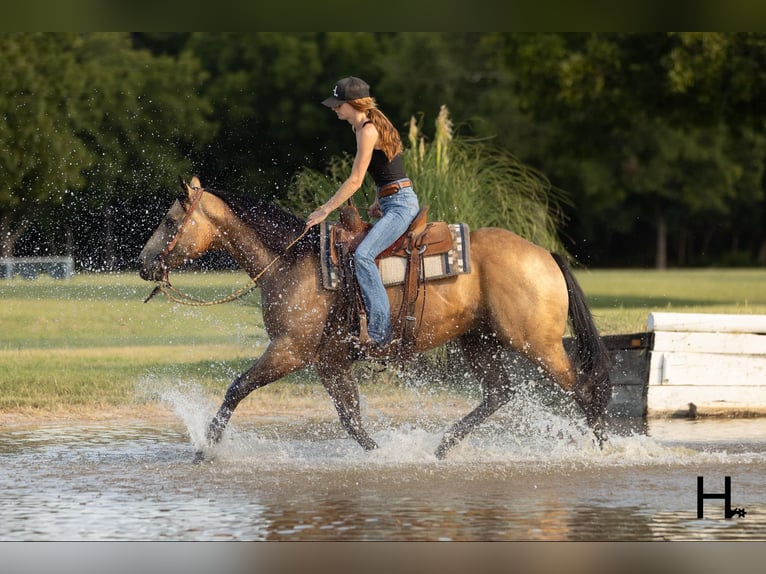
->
<box><xmin>139</xmin><ymin>176</ymin><xmax>216</xmax><ymax>282</ymax></box>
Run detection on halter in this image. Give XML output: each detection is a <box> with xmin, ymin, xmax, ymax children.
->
<box><xmin>145</xmin><ymin>185</ymin><xmax>309</xmax><ymax>306</ymax></box>
<box><xmin>158</xmin><ymin>185</ymin><xmax>204</xmax><ymax>261</ymax></box>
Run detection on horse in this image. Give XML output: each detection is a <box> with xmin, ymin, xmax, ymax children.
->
<box><xmin>139</xmin><ymin>176</ymin><xmax>612</xmax><ymax>460</ymax></box>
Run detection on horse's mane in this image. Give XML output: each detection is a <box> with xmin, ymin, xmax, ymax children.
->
<box><xmin>207</xmin><ymin>189</ymin><xmax>320</xmax><ymax>260</ymax></box>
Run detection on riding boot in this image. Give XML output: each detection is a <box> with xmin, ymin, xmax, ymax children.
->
<box><xmin>347</xmin><ymin>335</ymin><xmax>401</xmax><ymax>362</ymax></box>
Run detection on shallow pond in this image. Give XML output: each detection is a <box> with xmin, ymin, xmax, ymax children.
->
<box><xmin>2</xmin><ymin>383</ymin><xmax>765</xmax><ymax>542</ymax></box>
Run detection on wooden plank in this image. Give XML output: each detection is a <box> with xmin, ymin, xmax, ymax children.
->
<box><xmin>620</xmin><ymin>313</ymin><xmax>766</xmax><ymax>417</ymax></box>
<box><xmin>601</xmin><ymin>332</ymin><xmax>654</xmax><ymax>351</ymax></box>
<box><xmin>652</xmin><ymin>331</ymin><xmax>766</xmax><ymax>355</ymax></box>
<box><xmin>565</xmin><ymin>333</ymin><xmax>653</xmax><ymax>355</ymax></box>
<box><xmin>647</xmin><ymin>351</ymin><xmax>766</xmax><ymax>386</ymax></box>
<box><xmin>606</xmin><ymin>382</ymin><xmax>647</xmax><ymax>418</ymax></box>
<box><xmin>647</xmin><ymin>384</ymin><xmax>766</xmax><ymax>415</ymax></box>
<box><xmin>648</xmin><ymin>312</ymin><xmax>766</xmax><ymax>334</ymax></box>
<box><xmin>565</xmin><ymin>333</ymin><xmax>651</xmax><ymax>417</ymax></box>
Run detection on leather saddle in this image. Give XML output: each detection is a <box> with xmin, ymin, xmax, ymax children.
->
<box><xmin>330</xmin><ymin>204</ymin><xmax>453</xmax><ymax>266</ymax></box>
<box><xmin>330</xmin><ymin>202</ymin><xmax>452</xmax><ymax>362</ymax></box>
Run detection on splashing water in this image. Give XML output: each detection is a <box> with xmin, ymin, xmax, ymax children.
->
<box><xmin>136</xmin><ymin>371</ymin><xmax>766</xmax><ymax>472</ymax></box>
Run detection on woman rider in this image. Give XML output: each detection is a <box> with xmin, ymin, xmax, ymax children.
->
<box><xmin>304</xmin><ymin>76</ymin><xmax>419</xmax><ymax>354</ymax></box>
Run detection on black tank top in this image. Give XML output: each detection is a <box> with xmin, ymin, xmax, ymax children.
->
<box><xmin>367</xmin><ymin>150</ymin><xmax>407</xmax><ymax>187</ymax></box>
<box><xmin>362</xmin><ymin>120</ymin><xmax>407</xmax><ymax>187</ymax></box>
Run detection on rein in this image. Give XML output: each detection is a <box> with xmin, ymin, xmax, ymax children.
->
<box><xmin>145</xmin><ymin>186</ymin><xmax>310</xmax><ymax>306</ymax></box>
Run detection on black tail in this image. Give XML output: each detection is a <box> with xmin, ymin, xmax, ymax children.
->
<box><xmin>551</xmin><ymin>253</ymin><xmax>612</xmax><ymax>436</ymax></box>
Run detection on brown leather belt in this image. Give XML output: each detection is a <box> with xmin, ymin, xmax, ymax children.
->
<box><xmin>378</xmin><ymin>179</ymin><xmax>412</xmax><ymax>198</ymax></box>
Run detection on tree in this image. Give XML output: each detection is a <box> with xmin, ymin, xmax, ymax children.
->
<box><xmin>0</xmin><ymin>33</ymin><xmax>92</xmax><ymax>257</ymax></box>
<box><xmin>71</xmin><ymin>33</ymin><xmax>215</xmax><ymax>269</ymax></box>
<box><xmin>508</xmin><ymin>33</ymin><xmax>766</xmax><ymax>267</ymax></box>
<box><xmin>184</xmin><ymin>32</ymin><xmax>330</xmax><ymax>194</ymax></box>
<box><xmin>0</xmin><ymin>33</ymin><xmax>216</xmax><ymax>266</ymax></box>
<box><xmin>6</xmin><ymin>33</ymin><xmax>765</xmax><ymax>268</ymax></box>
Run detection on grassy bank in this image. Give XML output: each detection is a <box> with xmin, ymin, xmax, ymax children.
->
<box><xmin>0</xmin><ymin>272</ymin><xmax>265</xmax><ymax>412</ymax></box>
<box><xmin>574</xmin><ymin>267</ymin><xmax>766</xmax><ymax>334</ymax></box>
<box><xmin>1</xmin><ymin>268</ymin><xmax>765</xmax><ymax>414</ymax></box>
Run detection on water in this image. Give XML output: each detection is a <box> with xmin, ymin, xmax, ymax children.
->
<box><xmin>2</xmin><ymin>389</ymin><xmax>765</xmax><ymax>541</ymax></box>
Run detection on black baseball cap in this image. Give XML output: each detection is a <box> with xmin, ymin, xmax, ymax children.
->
<box><xmin>321</xmin><ymin>76</ymin><xmax>370</xmax><ymax>107</ymax></box>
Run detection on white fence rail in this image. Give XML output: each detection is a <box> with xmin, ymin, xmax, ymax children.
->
<box><xmin>646</xmin><ymin>312</ymin><xmax>766</xmax><ymax>416</ymax></box>
<box><xmin>0</xmin><ymin>256</ymin><xmax>75</xmax><ymax>280</ymax></box>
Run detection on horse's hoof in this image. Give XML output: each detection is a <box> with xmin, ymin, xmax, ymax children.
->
<box><xmin>434</xmin><ymin>443</ymin><xmax>451</xmax><ymax>460</ymax></box>
<box><xmin>590</xmin><ymin>418</ymin><xmax>608</xmax><ymax>449</ymax></box>
<box><xmin>193</xmin><ymin>450</ymin><xmax>215</xmax><ymax>464</ymax></box>
<box><xmin>434</xmin><ymin>432</ymin><xmax>458</xmax><ymax>459</ymax></box>
<box><xmin>206</xmin><ymin>417</ymin><xmax>226</xmax><ymax>445</ymax></box>
<box><xmin>361</xmin><ymin>440</ymin><xmax>379</xmax><ymax>451</ymax></box>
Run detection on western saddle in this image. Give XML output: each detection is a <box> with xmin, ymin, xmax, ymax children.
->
<box><xmin>330</xmin><ymin>201</ymin><xmax>453</xmax><ymax>362</ymax></box>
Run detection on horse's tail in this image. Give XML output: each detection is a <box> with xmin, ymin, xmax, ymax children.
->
<box><xmin>550</xmin><ymin>253</ymin><xmax>612</xmax><ymax>436</ymax></box>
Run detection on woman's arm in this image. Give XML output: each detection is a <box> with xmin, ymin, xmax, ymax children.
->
<box><xmin>305</xmin><ymin>124</ymin><xmax>377</xmax><ymax>228</ymax></box>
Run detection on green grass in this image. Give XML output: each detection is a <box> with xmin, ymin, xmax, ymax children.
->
<box><xmin>0</xmin><ymin>271</ymin><xmax>265</xmax><ymax>410</ymax></box>
<box><xmin>1</xmin><ymin>268</ymin><xmax>765</xmax><ymax>411</ymax></box>
<box><xmin>575</xmin><ymin>268</ymin><xmax>766</xmax><ymax>335</ymax></box>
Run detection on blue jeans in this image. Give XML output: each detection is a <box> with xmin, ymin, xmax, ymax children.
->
<box><xmin>353</xmin><ymin>182</ymin><xmax>420</xmax><ymax>344</ymax></box>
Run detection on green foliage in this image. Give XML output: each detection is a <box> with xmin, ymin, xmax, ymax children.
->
<box><xmin>73</xmin><ymin>33</ymin><xmax>214</xmax><ymax>203</ymax></box>
<box><xmin>284</xmin><ymin>106</ymin><xmax>568</xmax><ymax>253</ymax></box>
<box><xmin>0</xmin><ymin>32</ymin><xmax>215</xmax><ymax>262</ymax></box>
<box><xmin>0</xmin><ymin>33</ymin><xmax>93</xmax><ymax>254</ymax></box>
<box><xmin>4</xmin><ymin>33</ymin><xmax>766</xmax><ymax>268</ymax></box>
<box><xmin>185</xmin><ymin>32</ymin><xmax>349</xmax><ymax>192</ymax></box>
<box><xmin>405</xmin><ymin>106</ymin><xmax>568</xmax><ymax>252</ymax></box>
<box><xmin>508</xmin><ymin>32</ymin><xmax>766</xmax><ymax>267</ymax></box>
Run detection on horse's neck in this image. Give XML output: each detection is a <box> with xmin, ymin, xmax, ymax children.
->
<box><xmin>214</xmin><ymin>211</ymin><xmax>310</xmax><ymax>282</ymax></box>
<box><xmin>219</xmin><ymin>224</ymin><xmax>281</xmax><ymax>278</ymax></box>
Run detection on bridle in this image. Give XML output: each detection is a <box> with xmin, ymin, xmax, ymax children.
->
<box><xmin>158</xmin><ymin>185</ymin><xmax>205</xmax><ymax>263</ymax></box>
<box><xmin>144</xmin><ymin>184</ymin><xmax>309</xmax><ymax>306</ymax></box>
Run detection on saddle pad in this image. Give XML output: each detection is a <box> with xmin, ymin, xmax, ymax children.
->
<box><xmin>319</xmin><ymin>221</ymin><xmax>471</xmax><ymax>290</ymax></box>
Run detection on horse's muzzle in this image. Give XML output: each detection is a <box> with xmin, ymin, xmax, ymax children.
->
<box><xmin>139</xmin><ymin>256</ymin><xmax>166</xmax><ymax>282</ymax></box>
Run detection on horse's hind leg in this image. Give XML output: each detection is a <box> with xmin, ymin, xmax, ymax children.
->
<box><xmin>435</xmin><ymin>329</ymin><xmax>515</xmax><ymax>459</ymax></box>
<box><xmin>317</xmin><ymin>358</ymin><xmax>378</xmax><ymax>451</ymax></box>
<box><xmin>517</xmin><ymin>336</ymin><xmax>608</xmax><ymax>445</ymax></box>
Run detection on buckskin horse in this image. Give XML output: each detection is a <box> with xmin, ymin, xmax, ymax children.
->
<box><xmin>139</xmin><ymin>176</ymin><xmax>611</xmax><ymax>460</ymax></box>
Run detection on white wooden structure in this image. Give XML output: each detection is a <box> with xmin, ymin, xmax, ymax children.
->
<box><xmin>646</xmin><ymin>312</ymin><xmax>766</xmax><ymax>416</ymax></box>
<box><xmin>0</xmin><ymin>256</ymin><xmax>74</xmax><ymax>279</ymax></box>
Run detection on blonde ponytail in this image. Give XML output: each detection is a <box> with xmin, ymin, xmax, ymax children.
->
<box><xmin>348</xmin><ymin>97</ymin><xmax>403</xmax><ymax>161</ymax></box>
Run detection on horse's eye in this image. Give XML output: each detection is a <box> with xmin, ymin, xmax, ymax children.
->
<box><xmin>164</xmin><ymin>218</ymin><xmax>176</xmax><ymax>231</ymax></box>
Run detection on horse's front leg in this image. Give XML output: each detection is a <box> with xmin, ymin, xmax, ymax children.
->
<box><xmin>316</xmin><ymin>356</ymin><xmax>378</xmax><ymax>451</ymax></box>
<box><xmin>204</xmin><ymin>339</ymin><xmax>308</xmax><ymax>450</ymax></box>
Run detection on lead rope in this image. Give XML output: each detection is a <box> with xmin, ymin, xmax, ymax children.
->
<box><xmin>145</xmin><ymin>227</ymin><xmax>311</xmax><ymax>307</ymax></box>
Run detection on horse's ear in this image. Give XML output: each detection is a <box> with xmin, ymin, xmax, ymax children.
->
<box><xmin>190</xmin><ymin>176</ymin><xmax>202</xmax><ymax>189</ymax></box>
<box><xmin>176</xmin><ymin>176</ymin><xmax>194</xmax><ymax>207</ymax></box>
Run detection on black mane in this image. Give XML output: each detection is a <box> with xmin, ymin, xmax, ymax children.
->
<box><xmin>207</xmin><ymin>189</ymin><xmax>320</xmax><ymax>259</ymax></box>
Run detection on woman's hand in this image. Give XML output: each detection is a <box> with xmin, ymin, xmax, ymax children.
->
<box><xmin>305</xmin><ymin>205</ymin><xmax>330</xmax><ymax>229</ymax></box>
<box><xmin>368</xmin><ymin>200</ymin><xmax>382</xmax><ymax>219</ymax></box>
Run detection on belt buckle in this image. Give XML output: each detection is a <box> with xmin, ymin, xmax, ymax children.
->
<box><xmin>381</xmin><ymin>183</ymin><xmax>397</xmax><ymax>197</ymax></box>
